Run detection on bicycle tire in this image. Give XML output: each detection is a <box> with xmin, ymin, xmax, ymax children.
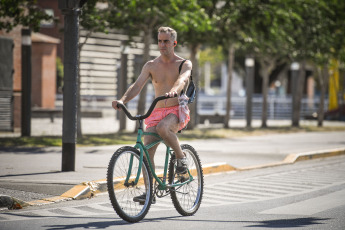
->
<box><xmin>107</xmin><ymin>146</ymin><xmax>153</xmax><ymax>223</ymax></box>
<box><xmin>168</xmin><ymin>144</ymin><xmax>204</xmax><ymax>216</ymax></box>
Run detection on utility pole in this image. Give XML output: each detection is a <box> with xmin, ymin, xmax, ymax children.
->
<box><xmin>59</xmin><ymin>0</ymin><xmax>85</xmax><ymax>171</ymax></box>
<box><xmin>21</xmin><ymin>28</ymin><xmax>32</xmax><ymax>137</ymax></box>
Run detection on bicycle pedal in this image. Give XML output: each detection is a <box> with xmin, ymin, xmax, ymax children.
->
<box><xmin>178</xmin><ymin>174</ymin><xmax>189</xmax><ymax>182</ymax></box>
<box><xmin>138</xmin><ymin>196</ymin><xmax>156</xmax><ymax>205</ymax></box>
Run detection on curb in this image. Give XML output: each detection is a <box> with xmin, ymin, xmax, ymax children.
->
<box><xmin>27</xmin><ymin>162</ymin><xmax>237</xmax><ymax>206</ymax></box>
<box><xmin>8</xmin><ymin>147</ymin><xmax>345</xmax><ymax>208</ymax></box>
<box><xmin>238</xmin><ymin>147</ymin><xmax>345</xmax><ymax>171</ymax></box>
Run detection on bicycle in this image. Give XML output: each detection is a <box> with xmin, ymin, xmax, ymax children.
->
<box><xmin>107</xmin><ymin>95</ymin><xmax>204</xmax><ymax>223</ymax></box>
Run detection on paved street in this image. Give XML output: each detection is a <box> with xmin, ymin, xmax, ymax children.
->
<box><xmin>1</xmin><ymin>155</ymin><xmax>345</xmax><ymax>229</ymax></box>
<box><xmin>1</xmin><ymin>119</ymin><xmax>345</xmax><ymax>229</ymax></box>
<box><xmin>0</xmin><ymin>131</ymin><xmax>345</xmax><ymax>203</ymax></box>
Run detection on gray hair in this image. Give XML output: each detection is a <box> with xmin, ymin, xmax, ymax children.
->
<box><xmin>158</xmin><ymin>26</ymin><xmax>177</xmax><ymax>41</ymax></box>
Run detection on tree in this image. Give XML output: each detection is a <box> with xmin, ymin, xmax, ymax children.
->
<box><xmin>214</xmin><ymin>0</ymin><xmax>251</xmax><ymax>128</ymax></box>
<box><xmin>107</xmin><ymin>0</ymin><xmax>211</xmax><ymax>130</ymax></box>
<box><xmin>285</xmin><ymin>0</ymin><xmax>345</xmax><ymax>127</ymax></box>
<box><xmin>170</xmin><ymin>0</ymin><xmax>214</xmax><ymax>129</ymax></box>
<box><xmin>0</xmin><ymin>0</ymin><xmax>53</xmax><ymax>32</ymax></box>
<box><xmin>306</xmin><ymin>0</ymin><xmax>345</xmax><ymax>126</ymax></box>
<box><xmin>76</xmin><ymin>0</ymin><xmax>109</xmax><ymax>138</ymax></box>
<box><xmin>237</xmin><ymin>0</ymin><xmax>299</xmax><ymax>128</ymax></box>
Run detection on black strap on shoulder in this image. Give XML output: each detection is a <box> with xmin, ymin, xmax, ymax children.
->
<box><xmin>179</xmin><ymin>59</ymin><xmax>193</xmax><ymax>80</ymax></box>
<box><xmin>179</xmin><ymin>59</ymin><xmax>187</xmax><ymax>74</ymax></box>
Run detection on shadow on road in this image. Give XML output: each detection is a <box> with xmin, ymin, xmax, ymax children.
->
<box><xmin>41</xmin><ymin>216</ymin><xmax>330</xmax><ymax>229</ymax></box>
<box><xmin>0</xmin><ymin>171</ymin><xmax>62</xmax><ymax>178</ymax></box>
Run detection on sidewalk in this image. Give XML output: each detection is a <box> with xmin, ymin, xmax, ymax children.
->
<box><xmin>2</xmin><ymin>115</ymin><xmax>345</xmax><ymax>137</ymax></box>
<box><xmin>1</xmin><ymin>120</ymin><xmax>345</xmax><ymax>209</ymax></box>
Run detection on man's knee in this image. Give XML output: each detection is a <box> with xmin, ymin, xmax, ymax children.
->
<box><xmin>157</xmin><ymin>115</ymin><xmax>179</xmax><ymax>136</ymax></box>
<box><xmin>156</xmin><ymin>122</ymin><xmax>168</xmax><ymax>137</ymax></box>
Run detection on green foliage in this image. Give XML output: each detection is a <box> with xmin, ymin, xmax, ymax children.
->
<box><xmin>80</xmin><ymin>0</ymin><xmax>109</xmax><ymax>34</ymax></box>
<box><xmin>0</xmin><ymin>0</ymin><xmax>54</xmax><ymax>32</ymax></box>
<box><xmin>168</xmin><ymin>0</ymin><xmax>213</xmax><ymax>46</ymax></box>
<box><xmin>56</xmin><ymin>57</ymin><xmax>64</xmax><ymax>93</ymax></box>
<box><xmin>199</xmin><ymin>46</ymin><xmax>225</xmax><ymax>67</ymax></box>
<box><xmin>199</xmin><ymin>46</ymin><xmax>225</xmax><ymax>84</ymax></box>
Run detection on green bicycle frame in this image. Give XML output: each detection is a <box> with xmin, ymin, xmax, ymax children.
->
<box><xmin>124</xmin><ymin>125</ymin><xmax>193</xmax><ymax>190</ymax></box>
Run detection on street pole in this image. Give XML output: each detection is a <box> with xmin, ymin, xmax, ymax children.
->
<box><xmin>245</xmin><ymin>56</ymin><xmax>255</xmax><ymax>128</ymax></box>
<box><xmin>21</xmin><ymin>28</ymin><xmax>32</xmax><ymax>137</ymax></box>
<box><xmin>59</xmin><ymin>0</ymin><xmax>81</xmax><ymax>171</ymax></box>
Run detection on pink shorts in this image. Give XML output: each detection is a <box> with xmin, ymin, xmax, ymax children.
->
<box><xmin>145</xmin><ymin>105</ymin><xmax>190</xmax><ymax>130</ymax></box>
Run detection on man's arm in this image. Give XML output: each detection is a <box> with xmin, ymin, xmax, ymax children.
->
<box><xmin>112</xmin><ymin>62</ymin><xmax>151</xmax><ymax>110</ymax></box>
<box><xmin>166</xmin><ymin>60</ymin><xmax>193</xmax><ymax>97</ymax></box>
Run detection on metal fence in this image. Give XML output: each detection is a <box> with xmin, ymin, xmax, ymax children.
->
<box><xmin>74</xmin><ymin>93</ymin><xmax>328</xmax><ymax>121</ymax></box>
<box><xmin>197</xmin><ymin>94</ymin><xmax>328</xmax><ymax>120</ymax></box>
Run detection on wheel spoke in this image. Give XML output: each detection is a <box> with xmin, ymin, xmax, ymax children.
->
<box><xmin>107</xmin><ymin>147</ymin><xmax>152</xmax><ymax>222</ymax></box>
<box><xmin>169</xmin><ymin>144</ymin><xmax>204</xmax><ymax>216</ymax></box>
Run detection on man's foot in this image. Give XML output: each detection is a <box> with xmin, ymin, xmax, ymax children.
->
<box><xmin>133</xmin><ymin>193</ymin><xmax>156</xmax><ymax>205</ymax></box>
<box><xmin>175</xmin><ymin>157</ymin><xmax>188</xmax><ymax>174</ymax></box>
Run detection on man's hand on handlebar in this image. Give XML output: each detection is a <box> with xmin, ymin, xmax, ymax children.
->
<box><xmin>165</xmin><ymin>91</ymin><xmax>178</xmax><ymax>98</ymax></box>
<box><xmin>112</xmin><ymin>100</ymin><xmax>123</xmax><ymax>110</ymax></box>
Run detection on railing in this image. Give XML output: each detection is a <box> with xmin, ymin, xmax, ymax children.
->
<box><xmin>56</xmin><ymin>93</ymin><xmax>328</xmax><ymax>120</ymax></box>
<box><xmin>197</xmin><ymin>94</ymin><xmax>328</xmax><ymax>120</ymax></box>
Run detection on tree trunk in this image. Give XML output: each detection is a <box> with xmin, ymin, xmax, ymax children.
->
<box><xmin>118</xmin><ymin>46</ymin><xmax>128</xmax><ymax>131</ymax></box>
<box><xmin>261</xmin><ymin>70</ymin><xmax>269</xmax><ymax>128</ymax></box>
<box><xmin>77</xmin><ymin>64</ymin><xmax>82</xmax><ymax>139</ymax></box>
<box><xmin>76</xmin><ymin>30</ymin><xmax>92</xmax><ymax>139</ymax></box>
<box><xmin>292</xmin><ymin>60</ymin><xmax>306</xmax><ymax>127</ymax></box>
<box><xmin>188</xmin><ymin>44</ymin><xmax>201</xmax><ymax>130</ymax></box>
<box><xmin>258</xmin><ymin>58</ymin><xmax>275</xmax><ymax>129</ymax></box>
<box><xmin>135</xmin><ymin>27</ymin><xmax>152</xmax><ymax>131</ymax></box>
<box><xmin>224</xmin><ymin>45</ymin><xmax>235</xmax><ymax>129</ymax></box>
<box><xmin>317</xmin><ymin>64</ymin><xmax>329</xmax><ymax>127</ymax></box>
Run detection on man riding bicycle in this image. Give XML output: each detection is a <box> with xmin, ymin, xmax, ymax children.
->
<box><xmin>112</xmin><ymin>26</ymin><xmax>192</xmax><ymax>177</ymax></box>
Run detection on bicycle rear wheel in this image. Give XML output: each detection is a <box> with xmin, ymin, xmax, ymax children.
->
<box><xmin>107</xmin><ymin>146</ymin><xmax>153</xmax><ymax>223</ymax></box>
<box><xmin>168</xmin><ymin>144</ymin><xmax>204</xmax><ymax>216</ymax></box>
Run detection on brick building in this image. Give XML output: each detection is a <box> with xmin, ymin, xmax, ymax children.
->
<box><xmin>0</xmin><ymin>0</ymin><xmax>62</xmax><ymax>132</ymax></box>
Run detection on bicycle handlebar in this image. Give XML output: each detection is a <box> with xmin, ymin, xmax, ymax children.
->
<box><xmin>116</xmin><ymin>95</ymin><xmax>177</xmax><ymax>120</ymax></box>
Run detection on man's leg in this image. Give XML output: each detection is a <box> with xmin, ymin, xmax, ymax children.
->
<box><xmin>155</xmin><ymin>114</ymin><xmax>185</xmax><ymax>159</ymax></box>
<box><xmin>156</xmin><ymin>114</ymin><xmax>187</xmax><ymax>174</ymax></box>
<box><xmin>143</xmin><ymin>126</ymin><xmax>160</xmax><ymax>171</ymax></box>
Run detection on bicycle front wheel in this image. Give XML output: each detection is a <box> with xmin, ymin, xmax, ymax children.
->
<box><xmin>107</xmin><ymin>146</ymin><xmax>153</xmax><ymax>223</ymax></box>
<box><xmin>168</xmin><ymin>144</ymin><xmax>204</xmax><ymax>216</ymax></box>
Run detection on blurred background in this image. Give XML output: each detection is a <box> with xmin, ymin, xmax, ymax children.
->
<box><xmin>1</xmin><ymin>0</ymin><xmax>344</xmax><ymax>137</ymax></box>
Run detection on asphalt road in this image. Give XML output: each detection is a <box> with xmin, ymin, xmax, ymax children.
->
<box><xmin>0</xmin><ymin>131</ymin><xmax>345</xmax><ymax>204</ymax></box>
<box><xmin>1</xmin><ymin>155</ymin><xmax>345</xmax><ymax>230</ymax></box>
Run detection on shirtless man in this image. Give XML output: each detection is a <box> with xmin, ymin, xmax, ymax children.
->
<box><xmin>112</xmin><ymin>26</ymin><xmax>192</xmax><ymax>175</ymax></box>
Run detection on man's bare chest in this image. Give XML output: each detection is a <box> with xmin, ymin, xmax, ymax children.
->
<box><xmin>150</xmin><ymin>64</ymin><xmax>179</xmax><ymax>85</ymax></box>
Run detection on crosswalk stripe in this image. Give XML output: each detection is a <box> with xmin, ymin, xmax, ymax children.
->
<box><xmin>253</xmin><ymin>178</ymin><xmax>319</xmax><ymax>189</ymax></box>
<box><xmin>222</xmin><ymin>182</ymin><xmax>290</xmax><ymax>194</ymax></box>
<box><xmin>272</xmin><ymin>174</ymin><xmax>335</xmax><ymax>184</ymax></box>
<box><xmin>242</xmin><ymin>180</ymin><xmax>313</xmax><ymax>192</ymax></box>
<box><xmin>202</xmin><ymin>194</ymin><xmax>241</xmax><ymax>203</ymax></box>
<box><xmin>212</xmin><ymin>186</ymin><xmax>275</xmax><ymax>198</ymax></box>
<box><xmin>58</xmin><ymin>207</ymin><xmax>98</xmax><ymax>216</ymax></box>
<box><xmin>87</xmin><ymin>203</ymin><xmax>115</xmax><ymax>212</ymax></box>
